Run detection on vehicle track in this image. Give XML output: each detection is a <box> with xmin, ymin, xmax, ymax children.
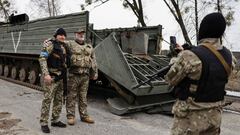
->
<box><xmin>0</xmin><ymin>75</ymin><xmax>43</xmax><ymax>91</ymax></box>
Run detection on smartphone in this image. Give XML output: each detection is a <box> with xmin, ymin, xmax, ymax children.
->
<box><xmin>170</xmin><ymin>36</ymin><xmax>177</xmax><ymax>48</ymax></box>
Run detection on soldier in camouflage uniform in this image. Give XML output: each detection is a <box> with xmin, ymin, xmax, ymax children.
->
<box><xmin>39</xmin><ymin>28</ymin><xmax>70</xmax><ymax>133</ymax></box>
<box><xmin>66</xmin><ymin>28</ymin><xmax>98</xmax><ymax>125</ymax></box>
<box><xmin>165</xmin><ymin>13</ymin><xmax>236</xmax><ymax>135</ymax></box>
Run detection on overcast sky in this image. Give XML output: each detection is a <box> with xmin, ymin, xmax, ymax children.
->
<box><xmin>14</xmin><ymin>0</ymin><xmax>240</xmax><ymax>51</ymax></box>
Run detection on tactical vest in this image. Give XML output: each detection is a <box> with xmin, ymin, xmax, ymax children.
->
<box><xmin>174</xmin><ymin>45</ymin><xmax>232</xmax><ymax>102</ymax></box>
<box><xmin>47</xmin><ymin>40</ymin><xmax>71</xmax><ymax>70</ymax></box>
<box><xmin>70</xmin><ymin>41</ymin><xmax>93</xmax><ymax>68</ymax></box>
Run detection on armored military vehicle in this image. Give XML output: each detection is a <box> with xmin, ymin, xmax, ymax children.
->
<box><xmin>0</xmin><ymin>11</ymin><xmax>175</xmax><ymax>115</ymax></box>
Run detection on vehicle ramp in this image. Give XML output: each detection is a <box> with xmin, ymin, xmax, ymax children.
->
<box><xmin>94</xmin><ymin>33</ymin><xmax>175</xmax><ymax>115</ymax></box>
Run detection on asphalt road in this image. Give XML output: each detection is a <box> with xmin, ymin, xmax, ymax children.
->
<box><xmin>0</xmin><ymin>79</ymin><xmax>240</xmax><ymax>135</ymax></box>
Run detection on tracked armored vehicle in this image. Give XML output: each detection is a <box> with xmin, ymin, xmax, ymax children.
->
<box><xmin>0</xmin><ymin>12</ymin><xmax>175</xmax><ymax>115</ymax></box>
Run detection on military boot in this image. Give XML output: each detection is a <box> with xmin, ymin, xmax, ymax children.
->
<box><xmin>51</xmin><ymin>121</ymin><xmax>67</xmax><ymax>128</ymax></box>
<box><xmin>41</xmin><ymin>125</ymin><xmax>50</xmax><ymax>133</ymax></box>
<box><xmin>81</xmin><ymin>116</ymin><xmax>95</xmax><ymax>124</ymax></box>
<box><xmin>67</xmin><ymin>116</ymin><xmax>76</xmax><ymax>125</ymax></box>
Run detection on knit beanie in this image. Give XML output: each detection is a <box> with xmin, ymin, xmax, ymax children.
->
<box><xmin>198</xmin><ymin>12</ymin><xmax>226</xmax><ymax>41</ymax></box>
<box><xmin>54</xmin><ymin>28</ymin><xmax>67</xmax><ymax>37</ymax></box>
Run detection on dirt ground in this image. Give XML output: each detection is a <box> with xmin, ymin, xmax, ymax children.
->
<box><xmin>0</xmin><ymin>112</ymin><xmax>27</xmax><ymax>135</ymax></box>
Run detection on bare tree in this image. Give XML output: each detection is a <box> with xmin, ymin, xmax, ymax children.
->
<box><xmin>0</xmin><ymin>0</ymin><xmax>11</xmax><ymax>21</ymax></box>
<box><xmin>47</xmin><ymin>0</ymin><xmax>52</xmax><ymax>16</ymax></box>
<box><xmin>217</xmin><ymin>0</ymin><xmax>221</xmax><ymax>12</ymax></box>
<box><xmin>163</xmin><ymin>0</ymin><xmax>192</xmax><ymax>45</ymax></box>
<box><xmin>51</xmin><ymin>0</ymin><xmax>59</xmax><ymax>16</ymax></box>
<box><xmin>122</xmin><ymin>0</ymin><xmax>146</xmax><ymax>26</ymax></box>
<box><xmin>82</xmin><ymin>0</ymin><xmax>147</xmax><ymax>27</ymax></box>
<box><xmin>82</xmin><ymin>0</ymin><xmax>110</xmax><ymax>10</ymax></box>
<box><xmin>30</xmin><ymin>0</ymin><xmax>60</xmax><ymax>17</ymax></box>
<box><xmin>205</xmin><ymin>0</ymin><xmax>239</xmax><ymax>26</ymax></box>
<box><xmin>163</xmin><ymin>0</ymin><xmax>239</xmax><ymax>45</ymax></box>
<box><xmin>195</xmin><ymin>0</ymin><xmax>199</xmax><ymax>43</ymax></box>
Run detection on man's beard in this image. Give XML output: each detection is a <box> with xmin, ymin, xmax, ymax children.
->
<box><xmin>75</xmin><ymin>39</ymin><xmax>84</xmax><ymax>45</ymax></box>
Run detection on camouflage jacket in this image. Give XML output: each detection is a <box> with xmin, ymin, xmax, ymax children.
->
<box><xmin>67</xmin><ymin>40</ymin><xmax>98</xmax><ymax>77</ymax></box>
<box><xmin>165</xmin><ymin>38</ymin><xmax>236</xmax><ymax>111</ymax></box>
<box><xmin>39</xmin><ymin>38</ymin><xmax>67</xmax><ymax>76</ymax></box>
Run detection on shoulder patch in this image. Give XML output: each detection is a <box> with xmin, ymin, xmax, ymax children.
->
<box><xmin>40</xmin><ymin>51</ymin><xmax>49</xmax><ymax>58</ymax></box>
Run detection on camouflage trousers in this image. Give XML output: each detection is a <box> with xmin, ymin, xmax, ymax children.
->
<box><xmin>171</xmin><ymin>107</ymin><xmax>222</xmax><ymax>135</ymax></box>
<box><xmin>40</xmin><ymin>80</ymin><xmax>63</xmax><ymax>126</ymax></box>
<box><xmin>66</xmin><ymin>73</ymin><xmax>90</xmax><ymax>119</ymax></box>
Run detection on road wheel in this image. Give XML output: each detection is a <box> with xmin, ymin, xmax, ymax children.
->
<box><xmin>28</xmin><ymin>69</ymin><xmax>38</xmax><ymax>84</ymax></box>
<box><xmin>0</xmin><ymin>64</ymin><xmax>3</xmax><ymax>75</ymax></box>
<box><xmin>11</xmin><ymin>66</ymin><xmax>18</xmax><ymax>79</ymax></box>
<box><xmin>4</xmin><ymin>65</ymin><xmax>10</xmax><ymax>77</ymax></box>
<box><xmin>19</xmin><ymin>68</ymin><xmax>28</xmax><ymax>82</ymax></box>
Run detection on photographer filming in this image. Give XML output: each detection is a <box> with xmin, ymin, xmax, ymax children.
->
<box><xmin>165</xmin><ymin>12</ymin><xmax>235</xmax><ymax>135</ymax></box>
